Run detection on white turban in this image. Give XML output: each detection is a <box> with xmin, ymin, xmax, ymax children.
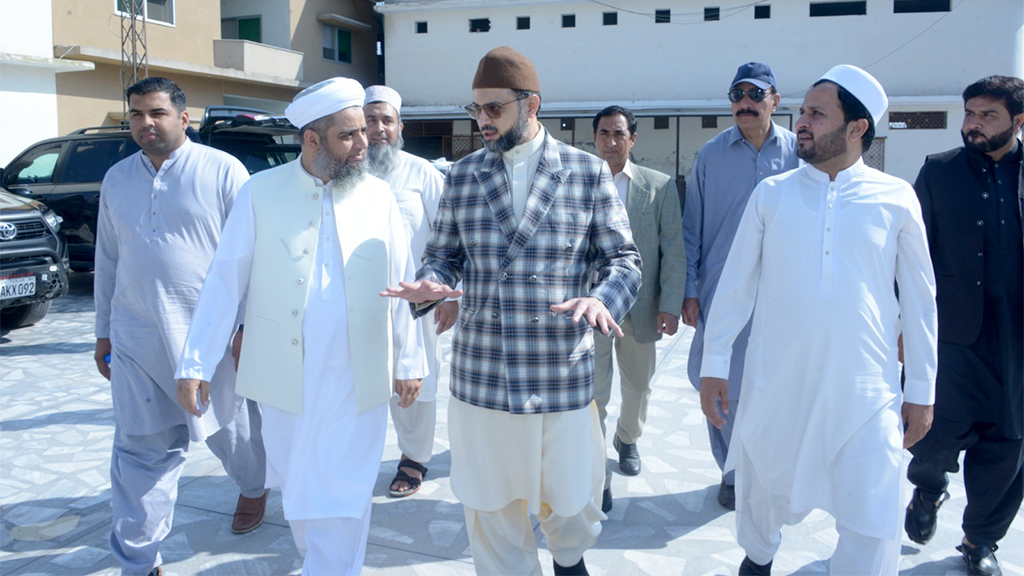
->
<box><xmin>364</xmin><ymin>85</ymin><xmax>402</xmax><ymax>113</ymax></box>
<box><xmin>818</xmin><ymin>65</ymin><xmax>888</xmax><ymax>126</ymax></box>
<box><xmin>285</xmin><ymin>77</ymin><xmax>365</xmax><ymax>129</ymax></box>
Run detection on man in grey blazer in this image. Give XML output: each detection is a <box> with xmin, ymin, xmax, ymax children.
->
<box><xmin>591</xmin><ymin>106</ymin><xmax>686</xmax><ymax>512</ymax></box>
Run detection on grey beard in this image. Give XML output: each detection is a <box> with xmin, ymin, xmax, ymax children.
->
<box><xmin>484</xmin><ymin>102</ymin><xmax>529</xmax><ymax>154</ymax></box>
<box><xmin>366</xmin><ymin>135</ymin><xmax>404</xmax><ymax>176</ymax></box>
<box><xmin>314</xmin><ymin>146</ymin><xmax>366</xmax><ymax>186</ymax></box>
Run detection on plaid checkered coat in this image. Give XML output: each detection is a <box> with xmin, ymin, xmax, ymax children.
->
<box><xmin>415</xmin><ymin>132</ymin><xmax>642</xmax><ymax>414</ymax></box>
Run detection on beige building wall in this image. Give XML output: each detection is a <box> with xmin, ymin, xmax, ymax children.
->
<box><xmin>290</xmin><ymin>0</ymin><xmax>378</xmax><ymax>87</ymax></box>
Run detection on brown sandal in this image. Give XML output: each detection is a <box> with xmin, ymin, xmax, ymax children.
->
<box><xmin>389</xmin><ymin>458</ymin><xmax>427</xmax><ymax>498</ymax></box>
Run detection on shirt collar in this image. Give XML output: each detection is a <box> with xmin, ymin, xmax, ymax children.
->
<box><xmin>141</xmin><ymin>137</ymin><xmax>191</xmax><ymax>172</ymax></box>
<box><xmin>502</xmin><ymin>126</ymin><xmax>546</xmax><ymax>163</ymax></box>
<box><xmin>727</xmin><ymin>121</ymin><xmax>781</xmax><ymax>148</ymax></box>
<box><xmin>618</xmin><ymin>160</ymin><xmax>635</xmax><ymax>181</ymax></box>
<box><xmin>805</xmin><ymin>158</ymin><xmax>866</xmax><ymax>184</ymax></box>
<box><xmin>298</xmin><ymin>159</ymin><xmax>332</xmax><ymax>188</ymax></box>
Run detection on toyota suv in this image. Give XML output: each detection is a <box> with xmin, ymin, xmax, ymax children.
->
<box><xmin>0</xmin><ymin>187</ymin><xmax>69</xmax><ymax>328</ymax></box>
<box><xmin>0</xmin><ymin>107</ymin><xmax>299</xmax><ymax>271</ymax></box>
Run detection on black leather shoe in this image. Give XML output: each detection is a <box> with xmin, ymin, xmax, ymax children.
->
<box><xmin>739</xmin><ymin>556</ymin><xmax>772</xmax><ymax>575</ymax></box>
<box><xmin>553</xmin><ymin>557</ymin><xmax>589</xmax><ymax>575</ymax></box>
<box><xmin>957</xmin><ymin>543</ymin><xmax>1002</xmax><ymax>576</ymax></box>
<box><xmin>717</xmin><ymin>480</ymin><xmax>736</xmax><ymax>510</ymax></box>
<box><xmin>905</xmin><ymin>488</ymin><xmax>948</xmax><ymax>544</ymax></box>
<box><xmin>613</xmin><ymin>436</ymin><xmax>641</xmax><ymax>476</ymax></box>
<box><xmin>601</xmin><ymin>486</ymin><xmax>613</xmax><ymax>513</ymax></box>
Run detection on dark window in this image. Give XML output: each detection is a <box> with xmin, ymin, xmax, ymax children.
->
<box><xmin>704</xmin><ymin>7</ymin><xmax>720</xmax><ymax>21</ymax></box>
<box><xmin>810</xmin><ymin>1</ymin><xmax>867</xmax><ymax>16</ymax></box>
<box><xmin>517</xmin><ymin>16</ymin><xmax>530</xmax><ymax>30</ymax></box>
<box><xmin>322</xmin><ymin>25</ymin><xmax>352</xmax><ymax>63</ymax></box>
<box><xmin>655</xmin><ymin>9</ymin><xmax>671</xmax><ymax>23</ymax></box>
<box><xmin>560</xmin><ymin>118</ymin><xmax>575</xmax><ymax>131</ymax></box>
<box><xmin>64</xmin><ymin>139</ymin><xmax>134</xmax><ymax>184</ymax></box>
<box><xmin>221</xmin><ymin>16</ymin><xmax>261</xmax><ymax>43</ymax></box>
<box><xmin>754</xmin><ymin>4</ymin><xmax>771</xmax><ymax>18</ymax></box>
<box><xmin>654</xmin><ymin>117</ymin><xmax>670</xmax><ymax>130</ymax></box>
<box><xmin>702</xmin><ymin>116</ymin><xmax>718</xmax><ymax>129</ymax></box>
<box><xmin>562</xmin><ymin>14</ymin><xmax>575</xmax><ymax>28</ymax></box>
<box><xmin>469</xmin><ymin>18</ymin><xmax>490</xmax><ymax>32</ymax></box>
<box><xmin>415</xmin><ymin>21</ymin><xmax>428</xmax><ymax>34</ymax></box>
<box><xmin>603</xmin><ymin>12</ymin><xmax>618</xmax><ymax>25</ymax></box>
<box><xmin>894</xmin><ymin>0</ymin><xmax>950</xmax><ymax>12</ymax></box>
<box><xmin>888</xmin><ymin>111</ymin><xmax>947</xmax><ymax>130</ymax></box>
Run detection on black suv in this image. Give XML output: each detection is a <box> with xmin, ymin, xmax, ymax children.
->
<box><xmin>0</xmin><ymin>107</ymin><xmax>299</xmax><ymax>271</ymax></box>
<box><xmin>0</xmin><ymin>187</ymin><xmax>70</xmax><ymax>328</ymax></box>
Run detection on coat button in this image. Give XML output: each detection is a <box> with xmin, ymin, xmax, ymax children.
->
<box><xmin>531</xmin><ymin>316</ymin><xmax>540</xmax><ymax>323</ymax></box>
<box><xmin>292</xmin><ymin>309</ymin><xmax>299</xmax><ymax>316</ymax></box>
<box><xmin>978</xmin><ymin>252</ymin><xmax>983</xmax><ymax>257</ymax></box>
<box><xmin>291</xmin><ymin>339</ymin><xmax>299</xmax><ymax>345</ymax></box>
<box><xmin>528</xmin><ymin>275</ymin><xmax>538</xmax><ymax>283</ymax></box>
<box><xmin>491</xmin><ymin>312</ymin><xmax>499</xmax><ymax>319</ymax></box>
<box><xmin>303</xmin><ymin>249</ymin><xmax>310</xmax><ymax>255</ymax></box>
<box><xmin>308</xmin><ymin>221</ymin><xmax>315</xmax><ymax>228</ymax></box>
<box><xmin>564</xmin><ymin>243</ymin><xmax>572</xmax><ymax>251</ymax></box>
<box><xmin>977</xmin><ymin>281</ymin><xmax>982</xmax><ymax>286</ymax></box>
<box><xmin>297</xmin><ymin>278</ymin><xmax>305</xmax><ymax>285</ymax></box>
<box><xmin>982</xmin><ymin>192</ymin><xmax>989</xmax><ymax>199</ymax></box>
<box><xmin>977</xmin><ymin>220</ymin><xmax>984</xmax><ymax>226</ymax></box>
<box><xmin>469</xmin><ymin>240</ymin><xmax>477</xmax><ymax>247</ymax></box>
<box><xmin>313</xmin><ymin>193</ymin><xmax>319</xmax><ymax>200</ymax></box>
<box><xmin>499</xmin><ymin>272</ymin><xmax>508</xmax><ymax>281</ymax></box>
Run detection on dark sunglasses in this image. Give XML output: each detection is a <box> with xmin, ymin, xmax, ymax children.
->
<box><xmin>727</xmin><ymin>87</ymin><xmax>774</xmax><ymax>103</ymax></box>
<box><xmin>464</xmin><ymin>95</ymin><xmax>529</xmax><ymax>120</ymax></box>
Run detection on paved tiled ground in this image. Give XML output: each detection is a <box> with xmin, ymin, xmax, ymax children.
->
<box><xmin>1</xmin><ymin>272</ymin><xmax>1021</xmax><ymax>575</ymax></box>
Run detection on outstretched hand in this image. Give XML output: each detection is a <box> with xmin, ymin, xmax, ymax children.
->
<box><xmin>550</xmin><ymin>297</ymin><xmax>623</xmax><ymax>337</ymax></box>
<box><xmin>381</xmin><ymin>280</ymin><xmax>463</xmax><ymax>304</ymax></box>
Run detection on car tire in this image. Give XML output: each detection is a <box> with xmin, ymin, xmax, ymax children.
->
<box><xmin>1</xmin><ymin>300</ymin><xmax>52</xmax><ymax>329</ymax></box>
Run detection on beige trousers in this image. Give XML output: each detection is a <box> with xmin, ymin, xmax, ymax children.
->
<box><xmin>593</xmin><ymin>315</ymin><xmax>657</xmax><ymax>445</ymax></box>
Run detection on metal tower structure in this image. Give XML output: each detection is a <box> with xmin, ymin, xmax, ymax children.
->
<box><xmin>119</xmin><ymin>1</ymin><xmax>148</xmax><ymax>121</ymax></box>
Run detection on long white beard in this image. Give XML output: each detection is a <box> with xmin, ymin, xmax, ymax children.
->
<box><xmin>366</xmin><ymin>136</ymin><xmax>403</xmax><ymax>176</ymax></box>
<box><xmin>314</xmin><ymin>145</ymin><xmax>366</xmax><ymax>186</ymax></box>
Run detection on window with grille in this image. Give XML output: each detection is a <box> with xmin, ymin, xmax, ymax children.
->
<box><xmin>888</xmin><ymin>111</ymin><xmax>947</xmax><ymax>130</ymax></box>
<box><xmin>863</xmin><ymin>137</ymin><xmax>885</xmax><ymax>170</ymax></box>
<box><xmin>322</xmin><ymin>25</ymin><xmax>352</xmax><ymax>64</ymax></box>
<box><xmin>603</xmin><ymin>12</ymin><xmax>618</xmax><ymax>25</ymax></box>
<box><xmin>705</xmin><ymin>7</ymin><xmax>720</xmax><ymax>21</ymax></box>
<box><xmin>702</xmin><ymin>116</ymin><xmax>718</xmax><ymax>129</ymax></box>
<box><xmin>416</xmin><ymin>21</ymin><xmax>428</xmax><ymax>33</ymax></box>
<box><xmin>894</xmin><ymin>0</ymin><xmax>950</xmax><ymax>13</ymax></box>
<box><xmin>562</xmin><ymin>14</ymin><xmax>576</xmax><ymax>28</ymax></box>
<box><xmin>654</xmin><ymin>117</ymin><xmax>670</xmax><ymax>130</ymax></box>
<box><xmin>469</xmin><ymin>18</ymin><xmax>490</xmax><ymax>32</ymax></box>
<box><xmin>655</xmin><ymin>9</ymin><xmax>671</xmax><ymax>23</ymax></box>
<box><xmin>755</xmin><ymin>5</ymin><xmax>771</xmax><ymax>18</ymax></box>
<box><xmin>517</xmin><ymin>16</ymin><xmax>530</xmax><ymax>30</ymax></box>
<box><xmin>810</xmin><ymin>1</ymin><xmax>867</xmax><ymax>16</ymax></box>
<box><xmin>560</xmin><ymin>118</ymin><xmax>575</xmax><ymax>131</ymax></box>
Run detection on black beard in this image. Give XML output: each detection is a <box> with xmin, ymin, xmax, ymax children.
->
<box><xmin>313</xmin><ymin>146</ymin><xmax>366</xmax><ymax>185</ymax></box>
<box><xmin>962</xmin><ymin>125</ymin><xmax>1015</xmax><ymax>155</ymax></box>
<box><xmin>484</xmin><ymin>102</ymin><xmax>529</xmax><ymax>154</ymax></box>
<box><xmin>366</xmin><ymin>135</ymin><xmax>403</xmax><ymax>175</ymax></box>
<box><xmin>796</xmin><ymin>123</ymin><xmax>849</xmax><ymax>165</ymax></box>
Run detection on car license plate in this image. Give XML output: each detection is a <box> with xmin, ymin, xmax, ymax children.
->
<box><xmin>0</xmin><ymin>275</ymin><xmax>36</xmax><ymax>300</ymax></box>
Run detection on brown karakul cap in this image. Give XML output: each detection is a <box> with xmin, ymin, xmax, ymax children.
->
<box><xmin>472</xmin><ymin>46</ymin><xmax>541</xmax><ymax>92</ymax></box>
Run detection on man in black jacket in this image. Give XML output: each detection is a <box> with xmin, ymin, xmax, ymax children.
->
<box><xmin>907</xmin><ymin>75</ymin><xmax>1023</xmax><ymax>576</ymax></box>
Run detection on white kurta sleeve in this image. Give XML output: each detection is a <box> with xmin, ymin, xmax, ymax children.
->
<box><xmin>390</xmin><ymin>194</ymin><xmax>428</xmax><ymax>381</ymax></box>
<box><xmin>895</xmin><ymin>195</ymin><xmax>938</xmax><ymax>405</ymax></box>
<box><xmin>700</xmin><ymin>183</ymin><xmax>766</xmax><ymax>380</ymax></box>
<box><xmin>93</xmin><ymin>177</ymin><xmax>119</xmax><ymax>339</ymax></box>
<box><xmin>176</xmin><ymin>183</ymin><xmax>256</xmax><ymax>382</ymax></box>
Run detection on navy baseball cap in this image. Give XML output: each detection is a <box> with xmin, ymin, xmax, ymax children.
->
<box><xmin>731</xmin><ymin>62</ymin><xmax>778</xmax><ymax>91</ymax></box>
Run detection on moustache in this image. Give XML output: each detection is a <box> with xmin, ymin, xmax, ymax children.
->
<box><xmin>964</xmin><ymin>130</ymin><xmax>985</xmax><ymax>139</ymax></box>
<box><xmin>480</xmin><ymin>125</ymin><xmax>498</xmax><ymax>132</ymax></box>
<box><xmin>735</xmin><ymin>109</ymin><xmax>759</xmax><ymax>117</ymax></box>
<box><xmin>797</xmin><ymin>127</ymin><xmax>812</xmax><ymax>137</ymax></box>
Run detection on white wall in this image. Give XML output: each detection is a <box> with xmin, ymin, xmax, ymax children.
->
<box><xmin>0</xmin><ymin>0</ymin><xmax>54</xmax><ymax>57</ymax></box>
<box><xmin>221</xmin><ymin>0</ymin><xmax>292</xmax><ymax>50</ymax></box>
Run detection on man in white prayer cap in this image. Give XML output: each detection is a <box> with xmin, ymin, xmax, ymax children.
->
<box><xmin>699</xmin><ymin>64</ymin><xmax>939</xmax><ymax>575</ymax></box>
<box><xmin>175</xmin><ymin>77</ymin><xmax>427</xmax><ymax>575</ymax></box>
<box><xmin>362</xmin><ymin>85</ymin><xmax>454</xmax><ymax>498</ymax></box>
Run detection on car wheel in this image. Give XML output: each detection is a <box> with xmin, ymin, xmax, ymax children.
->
<box><xmin>0</xmin><ymin>301</ymin><xmax>52</xmax><ymax>328</ymax></box>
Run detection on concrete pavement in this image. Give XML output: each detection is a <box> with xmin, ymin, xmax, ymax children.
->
<box><xmin>1</xmin><ymin>272</ymin><xmax>1022</xmax><ymax>575</ymax></box>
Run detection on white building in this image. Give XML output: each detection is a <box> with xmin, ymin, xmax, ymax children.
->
<box><xmin>375</xmin><ymin>0</ymin><xmax>1024</xmax><ymax>184</ymax></box>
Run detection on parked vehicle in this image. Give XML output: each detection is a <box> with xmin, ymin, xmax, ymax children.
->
<box><xmin>0</xmin><ymin>187</ymin><xmax>70</xmax><ymax>328</ymax></box>
<box><xmin>0</xmin><ymin>107</ymin><xmax>299</xmax><ymax>271</ymax></box>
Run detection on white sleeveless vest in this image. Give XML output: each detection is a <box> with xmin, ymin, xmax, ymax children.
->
<box><xmin>235</xmin><ymin>160</ymin><xmax>395</xmax><ymax>415</ymax></box>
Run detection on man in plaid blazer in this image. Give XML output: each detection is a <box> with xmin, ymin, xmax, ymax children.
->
<box><xmin>383</xmin><ymin>46</ymin><xmax>641</xmax><ymax>576</ymax></box>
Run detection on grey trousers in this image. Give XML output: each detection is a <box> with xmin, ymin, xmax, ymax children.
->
<box><xmin>707</xmin><ymin>399</ymin><xmax>738</xmax><ymax>486</ymax></box>
<box><xmin>109</xmin><ymin>399</ymin><xmax>266</xmax><ymax>575</ymax></box>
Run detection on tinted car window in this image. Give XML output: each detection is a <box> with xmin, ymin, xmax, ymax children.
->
<box><xmin>6</xmin><ymin>143</ymin><xmax>63</xmax><ymax>185</ymax></box>
<box><xmin>208</xmin><ymin>134</ymin><xmax>300</xmax><ymax>174</ymax></box>
<box><xmin>64</xmin><ymin>138</ymin><xmax>140</xmax><ymax>183</ymax></box>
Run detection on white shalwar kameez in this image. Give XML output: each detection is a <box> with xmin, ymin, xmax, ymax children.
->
<box><xmin>375</xmin><ymin>150</ymin><xmax>445</xmax><ymax>463</ymax></box>
<box><xmin>701</xmin><ymin>159</ymin><xmax>938</xmax><ymax>574</ymax></box>
<box><xmin>177</xmin><ymin>167</ymin><xmax>424</xmax><ymax>575</ymax></box>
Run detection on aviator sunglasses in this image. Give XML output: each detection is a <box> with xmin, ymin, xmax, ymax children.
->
<box><xmin>727</xmin><ymin>87</ymin><xmax>774</xmax><ymax>103</ymax></box>
<box><xmin>464</xmin><ymin>95</ymin><xmax>529</xmax><ymax>119</ymax></box>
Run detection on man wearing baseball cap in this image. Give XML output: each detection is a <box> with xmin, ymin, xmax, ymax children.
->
<box><xmin>384</xmin><ymin>46</ymin><xmax>641</xmax><ymax>575</ymax></box>
<box><xmin>699</xmin><ymin>65</ymin><xmax>938</xmax><ymax>574</ymax></box>
<box><xmin>683</xmin><ymin>62</ymin><xmax>798</xmax><ymax>511</ymax></box>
